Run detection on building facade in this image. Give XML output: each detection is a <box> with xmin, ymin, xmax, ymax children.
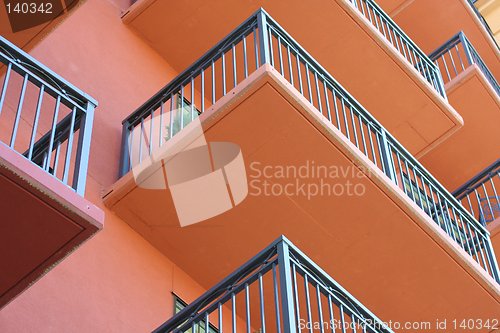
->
<box><xmin>0</xmin><ymin>0</ymin><xmax>499</xmax><ymax>332</ymax></box>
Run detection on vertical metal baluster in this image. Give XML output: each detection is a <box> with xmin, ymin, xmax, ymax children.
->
<box><xmin>232</xmin><ymin>43</ymin><xmax>237</xmax><ymax>88</ymax></box>
<box><xmin>191</xmin><ymin>77</ymin><xmax>195</xmax><ymax>121</ymax></box>
<box><xmin>314</xmin><ymin>72</ymin><xmax>322</xmax><ymax>114</ymax></box>
<box><xmin>305</xmin><ymin>63</ymin><xmax>313</xmax><ymax>103</ymax></box>
<box><xmin>340</xmin><ymin>98</ymin><xmax>350</xmax><ymax>140</ymax></box>
<box><xmin>28</xmin><ymin>85</ymin><xmax>45</xmax><ymax>160</ymax></box>
<box><xmin>304</xmin><ymin>275</ymin><xmax>313</xmax><ymax>333</ymax></box>
<box><xmin>348</xmin><ymin>103</ymin><xmax>359</xmax><ymax>148</ymax></box>
<box><xmin>139</xmin><ymin>118</ymin><xmax>144</xmax><ymax>163</ymax></box>
<box><xmin>201</xmin><ymin>70</ymin><xmax>205</xmax><ymax>113</ymax></box>
<box><xmin>481</xmin><ymin>183</ymin><xmax>494</xmax><ymax>222</ymax></box>
<box><xmin>205</xmin><ymin>313</ymin><xmax>210</xmax><ymax>333</ymax></box>
<box><xmin>254</xmin><ymin>27</ymin><xmax>260</xmax><ymax>69</ymax></box>
<box><xmin>489</xmin><ymin>177</ymin><xmax>500</xmax><ymax>219</ymax></box>
<box><xmin>297</xmin><ymin>54</ymin><xmax>303</xmax><ymax>94</ymax></box>
<box><xmin>287</xmin><ymin>45</ymin><xmax>293</xmax><ymax>85</ymax></box>
<box><xmin>245</xmin><ymin>283</ymin><xmax>251</xmax><ymax>333</ymax></box>
<box><xmin>272</xmin><ymin>264</ymin><xmax>281</xmax><ymax>333</ymax></box>
<box><xmin>232</xmin><ymin>292</ymin><xmax>237</xmax><ymax>333</ymax></box>
<box><xmin>159</xmin><ymin>101</ymin><xmax>164</xmax><ymax>147</ymax></box>
<box><xmin>448</xmin><ymin>50</ymin><xmax>458</xmax><ymax>75</ymax></box>
<box><xmin>292</xmin><ymin>264</ymin><xmax>301</xmax><ymax>333</ymax></box>
<box><xmin>44</xmin><ymin>95</ymin><xmax>61</xmax><ymax>171</ymax></box>
<box><xmin>315</xmin><ymin>285</ymin><xmax>324</xmax><ymax>333</ymax></box>
<box><xmin>259</xmin><ymin>273</ymin><xmax>266</xmax><ymax>333</ymax></box>
<box><xmin>222</xmin><ymin>53</ymin><xmax>227</xmax><ymax>95</ymax></box>
<box><xmin>367</xmin><ymin>123</ymin><xmax>377</xmax><ymax>166</ymax></box>
<box><xmin>441</xmin><ymin>56</ymin><xmax>451</xmax><ymax>81</ymax></box>
<box><xmin>10</xmin><ymin>74</ymin><xmax>28</xmax><ymax>148</ymax></box>
<box><xmin>268</xmin><ymin>28</ymin><xmax>275</xmax><ymax>67</ymax></box>
<box><xmin>455</xmin><ymin>45</ymin><xmax>466</xmax><ymax>71</ymax></box>
<box><xmin>52</xmin><ymin>141</ymin><xmax>61</xmax><ymax>176</ymax></box>
<box><xmin>169</xmin><ymin>93</ymin><xmax>175</xmax><ymax>139</ymax></box>
<box><xmin>327</xmin><ymin>294</ymin><xmax>335</xmax><ymax>333</ymax></box>
<box><xmin>474</xmin><ymin>189</ymin><xmax>486</xmax><ymax>224</ymax></box>
<box><xmin>278</xmin><ymin>36</ymin><xmax>284</xmax><ymax>76</ymax></box>
<box><xmin>332</xmin><ymin>89</ymin><xmax>340</xmax><ymax>130</ymax></box>
<box><xmin>212</xmin><ymin>60</ymin><xmax>216</xmax><ymax>105</ymax></box>
<box><xmin>0</xmin><ymin>63</ymin><xmax>12</xmax><ymax>115</ymax></box>
<box><xmin>149</xmin><ymin>109</ymin><xmax>155</xmax><ymax>155</ymax></box>
<box><xmin>180</xmin><ymin>86</ymin><xmax>185</xmax><ymax>129</ymax></box>
<box><xmin>219</xmin><ymin>302</ymin><xmax>224</xmax><ymax>333</ymax></box>
<box><xmin>62</xmin><ymin>107</ymin><xmax>77</xmax><ymax>184</ymax></box>
<box><xmin>374</xmin><ymin>133</ymin><xmax>386</xmax><ymax>174</ymax></box>
<box><xmin>243</xmin><ymin>36</ymin><xmax>249</xmax><ymax>79</ymax></box>
<box><xmin>466</xmin><ymin>194</ymin><xmax>475</xmax><ymax>217</ymax></box>
<box><xmin>339</xmin><ymin>304</ymin><xmax>346</xmax><ymax>333</ymax></box>
<box><xmin>323</xmin><ymin>82</ymin><xmax>332</xmax><ymax>122</ymax></box>
<box><xmin>358</xmin><ymin>115</ymin><xmax>368</xmax><ymax>156</ymax></box>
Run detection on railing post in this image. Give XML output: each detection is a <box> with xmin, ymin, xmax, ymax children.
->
<box><xmin>73</xmin><ymin>102</ymin><xmax>95</xmax><ymax>196</ymax></box>
<box><xmin>459</xmin><ymin>32</ymin><xmax>474</xmax><ymax>65</ymax></box>
<box><xmin>485</xmin><ymin>236</ymin><xmax>500</xmax><ymax>283</ymax></box>
<box><xmin>119</xmin><ymin>121</ymin><xmax>131</xmax><ymax>177</ymax></box>
<box><xmin>256</xmin><ymin>9</ymin><xmax>271</xmax><ymax>65</ymax></box>
<box><xmin>276</xmin><ymin>239</ymin><xmax>297</xmax><ymax>333</ymax></box>
<box><xmin>379</xmin><ymin>129</ymin><xmax>396</xmax><ymax>182</ymax></box>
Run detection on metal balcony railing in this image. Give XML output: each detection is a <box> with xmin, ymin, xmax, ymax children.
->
<box><xmin>0</xmin><ymin>36</ymin><xmax>97</xmax><ymax>196</ymax></box>
<box><xmin>347</xmin><ymin>0</ymin><xmax>447</xmax><ymax>98</ymax></box>
<box><xmin>153</xmin><ymin>236</ymin><xmax>394</xmax><ymax>333</ymax></box>
<box><xmin>120</xmin><ymin>9</ymin><xmax>499</xmax><ymax>282</ymax></box>
<box><xmin>430</xmin><ymin>32</ymin><xmax>500</xmax><ymax>96</ymax></box>
<box><xmin>467</xmin><ymin>0</ymin><xmax>499</xmax><ymax>50</ymax></box>
<box><xmin>454</xmin><ymin>159</ymin><xmax>500</xmax><ymax>226</ymax></box>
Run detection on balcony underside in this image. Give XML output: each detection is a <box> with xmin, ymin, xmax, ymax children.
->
<box><xmin>104</xmin><ymin>67</ymin><xmax>499</xmax><ymax>326</ymax></box>
<box><xmin>379</xmin><ymin>0</ymin><xmax>500</xmax><ymax>78</ymax></box>
<box><xmin>420</xmin><ymin>66</ymin><xmax>500</xmax><ymax>191</ymax></box>
<box><xmin>0</xmin><ymin>141</ymin><xmax>103</xmax><ymax>309</ymax></box>
<box><xmin>0</xmin><ymin>1</ymin><xmax>87</xmax><ymax>50</ymax></box>
<box><xmin>123</xmin><ymin>0</ymin><xmax>462</xmax><ymax>157</ymax></box>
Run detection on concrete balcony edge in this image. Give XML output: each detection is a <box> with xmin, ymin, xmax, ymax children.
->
<box><xmin>104</xmin><ymin>64</ymin><xmax>499</xmax><ymax>301</ymax></box>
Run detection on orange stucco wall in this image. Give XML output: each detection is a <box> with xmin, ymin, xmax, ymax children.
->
<box><xmin>0</xmin><ymin>0</ymin><xmax>213</xmax><ymax>331</ymax></box>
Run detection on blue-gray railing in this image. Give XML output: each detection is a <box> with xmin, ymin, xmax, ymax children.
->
<box><xmin>153</xmin><ymin>236</ymin><xmax>394</xmax><ymax>333</ymax></box>
<box><xmin>348</xmin><ymin>0</ymin><xmax>447</xmax><ymax>98</ymax></box>
<box><xmin>467</xmin><ymin>0</ymin><xmax>499</xmax><ymax>50</ymax></box>
<box><xmin>430</xmin><ymin>32</ymin><xmax>500</xmax><ymax>96</ymax></box>
<box><xmin>120</xmin><ymin>9</ymin><xmax>499</xmax><ymax>282</ymax></box>
<box><xmin>0</xmin><ymin>35</ymin><xmax>97</xmax><ymax>196</ymax></box>
<box><xmin>454</xmin><ymin>159</ymin><xmax>500</xmax><ymax>225</ymax></box>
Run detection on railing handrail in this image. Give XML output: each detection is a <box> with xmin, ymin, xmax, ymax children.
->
<box><xmin>466</xmin><ymin>0</ymin><xmax>499</xmax><ymax>50</ymax></box>
<box><xmin>120</xmin><ymin>9</ymin><xmax>498</xmax><ymax>280</ymax></box>
<box><xmin>122</xmin><ymin>11</ymin><xmax>261</xmax><ymax>127</ymax></box>
<box><xmin>354</xmin><ymin>0</ymin><xmax>438</xmax><ymax>70</ymax></box>
<box><xmin>453</xmin><ymin>159</ymin><xmax>500</xmax><ymax>198</ymax></box>
<box><xmin>152</xmin><ymin>235</ymin><xmax>394</xmax><ymax>333</ymax></box>
<box><xmin>264</xmin><ymin>13</ymin><xmax>489</xmax><ymax>235</ymax></box>
<box><xmin>0</xmin><ymin>35</ymin><xmax>98</xmax><ymax>108</ymax></box>
<box><xmin>429</xmin><ymin>31</ymin><xmax>500</xmax><ymax>96</ymax></box>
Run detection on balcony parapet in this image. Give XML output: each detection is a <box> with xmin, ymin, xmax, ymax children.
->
<box><xmin>153</xmin><ymin>236</ymin><xmax>394</xmax><ymax>333</ymax></box>
<box><xmin>119</xmin><ymin>9</ymin><xmax>499</xmax><ymax>283</ymax></box>
<box><xmin>0</xmin><ymin>35</ymin><xmax>97</xmax><ymax>196</ymax></box>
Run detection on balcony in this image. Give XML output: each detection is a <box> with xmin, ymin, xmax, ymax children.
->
<box><xmin>376</xmin><ymin>0</ymin><xmax>499</xmax><ymax>85</ymax></box>
<box><xmin>123</xmin><ymin>0</ymin><xmax>462</xmax><ymax>157</ymax></box>
<box><xmin>0</xmin><ymin>0</ymin><xmax>85</xmax><ymax>50</ymax></box>
<box><xmin>454</xmin><ymin>160</ymin><xmax>500</xmax><ymax>259</ymax></box>
<box><xmin>420</xmin><ymin>32</ymin><xmax>500</xmax><ymax>191</ymax></box>
<box><xmin>153</xmin><ymin>236</ymin><xmax>393</xmax><ymax>333</ymax></box>
<box><xmin>104</xmin><ymin>10</ymin><xmax>500</xmax><ymax>326</ymax></box>
<box><xmin>0</xmin><ymin>35</ymin><xmax>103</xmax><ymax>308</ymax></box>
